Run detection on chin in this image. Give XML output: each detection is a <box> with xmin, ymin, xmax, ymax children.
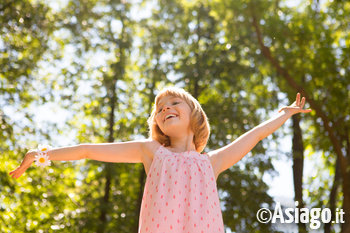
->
<box><xmin>163</xmin><ymin>125</ymin><xmax>188</xmax><ymax>136</ymax></box>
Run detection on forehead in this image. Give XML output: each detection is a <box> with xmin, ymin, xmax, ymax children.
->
<box><xmin>157</xmin><ymin>95</ymin><xmax>181</xmax><ymax>106</ymax></box>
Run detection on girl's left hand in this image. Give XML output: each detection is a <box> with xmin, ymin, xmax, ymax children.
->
<box><xmin>278</xmin><ymin>92</ymin><xmax>312</xmax><ymax>115</ymax></box>
<box><xmin>9</xmin><ymin>151</ymin><xmax>36</xmax><ymax>179</ymax></box>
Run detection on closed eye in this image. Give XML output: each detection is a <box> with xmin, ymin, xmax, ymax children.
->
<box><xmin>158</xmin><ymin>101</ymin><xmax>180</xmax><ymax>113</ymax></box>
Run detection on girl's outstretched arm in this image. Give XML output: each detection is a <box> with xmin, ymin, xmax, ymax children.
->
<box><xmin>210</xmin><ymin>93</ymin><xmax>312</xmax><ymax>175</ymax></box>
<box><xmin>9</xmin><ymin>144</ymin><xmax>86</xmax><ymax>179</ymax></box>
<box><xmin>82</xmin><ymin>139</ymin><xmax>151</xmax><ymax>163</ymax></box>
<box><xmin>9</xmin><ymin>139</ymin><xmax>153</xmax><ymax>179</ymax></box>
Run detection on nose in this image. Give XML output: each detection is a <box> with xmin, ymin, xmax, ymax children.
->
<box><xmin>162</xmin><ymin>105</ymin><xmax>170</xmax><ymax>112</ymax></box>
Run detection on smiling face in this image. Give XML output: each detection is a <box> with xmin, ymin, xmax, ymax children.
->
<box><xmin>147</xmin><ymin>86</ymin><xmax>211</xmax><ymax>152</ymax></box>
<box><xmin>155</xmin><ymin>95</ymin><xmax>193</xmax><ymax>138</ymax></box>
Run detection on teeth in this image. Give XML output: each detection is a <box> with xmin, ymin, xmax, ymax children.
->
<box><xmin>165</xmin><ymin>114</ymin><xmax>177</xmax><ymax>120</ymax></box>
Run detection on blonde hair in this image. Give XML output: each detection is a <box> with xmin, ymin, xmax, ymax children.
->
<box><xmin>147</xmin><ymin>86</ymin><xmax>210</xmax><ymax>153</ymax></box>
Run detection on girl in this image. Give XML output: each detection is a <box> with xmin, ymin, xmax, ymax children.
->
<box><xmin>9</xmin><ymin>86</ymin><xmax>312</xmax><ymax>233</ymax></box>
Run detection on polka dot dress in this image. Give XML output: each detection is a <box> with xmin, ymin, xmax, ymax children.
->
<box><xmin>138</xmin><ymin>145</ymin><xmax>225</xmax><ymax>233</ymax></box>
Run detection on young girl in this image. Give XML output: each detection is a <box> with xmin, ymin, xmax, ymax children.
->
<box><xmin>9</xmin><ymin>86</ymin><xmax>312</xmax><ymax>233</ymax></box>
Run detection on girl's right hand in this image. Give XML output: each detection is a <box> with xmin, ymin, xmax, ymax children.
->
<box><xmin>9</xmin><ymin>151</ymin><xmax>36</xmax><ymax>179</ymax></box>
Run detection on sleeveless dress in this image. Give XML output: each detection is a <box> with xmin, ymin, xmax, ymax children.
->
<box><xmin>138</xmin><ymin>144</ymin><xmax>225</xmax><ymax>233</ymax></box>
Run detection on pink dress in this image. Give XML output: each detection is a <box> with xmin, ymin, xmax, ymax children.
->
<box><xmin>138</xmin><ymin>144</ymin><xmax>225</xmax><ymax>233</ymax></box>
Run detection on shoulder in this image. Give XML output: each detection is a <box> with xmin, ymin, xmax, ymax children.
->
<box><xmin>207</xmin><ymin>149</ymin><xmax>223</xmax><ymax>180</ymax></box>
<box><xmin>140</xmin><ymin>138</ymin><xmax>162</xmax><ymax>161</ymax></box>
<box><xmin>207</xmin><ymin>150</ymin><xmax>219</xmax><ymax>166</ymax></box>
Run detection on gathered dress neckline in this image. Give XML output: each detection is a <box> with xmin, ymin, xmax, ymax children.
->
<box><xmin>162</xmin><ymin>145</ymin><xmax>200</xmax><ymax>154</ymax></box>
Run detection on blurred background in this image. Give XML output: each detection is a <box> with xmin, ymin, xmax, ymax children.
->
<box><xmin>1</xmin><ymin>0</ymin><xmax>349</xmax><ymax>232</ymax></box>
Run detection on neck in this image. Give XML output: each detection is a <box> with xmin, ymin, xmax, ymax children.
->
<box><xmin>168</xmin><ymin>132</ymin><xmax>196</xmax><ymax>152</ymax></box>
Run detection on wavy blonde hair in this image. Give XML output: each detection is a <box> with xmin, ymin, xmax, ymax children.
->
<box><xmin>147</xmin><ymin>86</ymin><xmax>210</xmax><ymax>153</ymax></box>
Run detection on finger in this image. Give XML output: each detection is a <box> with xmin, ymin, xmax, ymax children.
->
<box><xmin>296</xmin><ymin>93</ymin><xmax>300</xmax><ymax>106</ymax></box>
<box><xmin>298</xmin><ymin>94</ymin><xmax>303</xmax><ymax>107</ymax></box>
<box><xmin>10</xmin><ymin>170</ymin><xmax>18</xmax><ymax>177</ymax></box>
<box><xmin>300</xmin><ymin>97</ymin><xmax>305</xmax><ymax>108</ymax></box>
<box><xmin>14</xmin><ymin>172</ymin><xmax>22</xmax><ymax>179</ymax></box>
<box><xmin>11</xmin><ymin>167</ymin><xmax>20</xmax><ymax>173</ymax></box>
<box><xmin>9</xmin><ymin>169</ymin><xmax>17</xmax><ymax>175</ymax></box>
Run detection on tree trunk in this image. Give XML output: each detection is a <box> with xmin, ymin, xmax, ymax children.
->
<box><xmin>98</xmin><ymin>164</ymin><xmax>112</xmax><ymax>233</ymax></box>
<box><xmin>324</xmin><ymin>157</ymin><xmax>340</xmax><ymax>233</ymax></box>
<box><xmin>135</xmin><ymin>77</ymin><xmax>157</xmax><ymax>232</ymax></box>
<box><xmin>134</xmin><ymin>168</ymin><xmax>146</xmax><ymax>233</ymax></box>
<box><xmin>291</xmin><ymin>114</ymin><xmax>307</xmax><ymax>233</ymax></box>
<box><xmin>98</xmin><ymin>77</ymin><xmax>117</xmax><ymax>233</ymax></box>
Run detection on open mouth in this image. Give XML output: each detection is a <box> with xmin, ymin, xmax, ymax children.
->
<box><xmin>164</xmin><ymin>115</ymin><xmax>178</xmax><ymax>122</ymax></box>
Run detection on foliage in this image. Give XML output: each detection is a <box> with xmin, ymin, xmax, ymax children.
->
<box><xmin>1</xmin><ymin>0</ymin><xmax>348</xmax><ymax>232</ymax></box>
